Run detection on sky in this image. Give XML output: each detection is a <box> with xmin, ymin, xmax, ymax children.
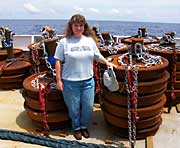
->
<box><xmin>0</xmin><ymin>0</ymin><xmax>180</xmax><ymax>23</ymax></box>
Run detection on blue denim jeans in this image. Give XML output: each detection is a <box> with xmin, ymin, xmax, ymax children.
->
<box><xmin>62</xmin><ymin>77</ymin><xmax>95</xmax><ymax>131</ymax></box>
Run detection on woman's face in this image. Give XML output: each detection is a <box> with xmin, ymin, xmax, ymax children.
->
<box><xmin>72</xmin><ymin>23</ymin><xmax>84</xmax><ymax>38</ymax></box>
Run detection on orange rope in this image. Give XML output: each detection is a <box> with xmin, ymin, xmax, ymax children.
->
<box><xmin>127</xmin><ymin>69</ymin><xmax>139</xmax><ymax>122</ymax></box>
<box><xmin>0</xmin><ymin>63</ymin><xmax>6</xmax><ymax>75</ymax></box>
<box><xmin>38</xmin><ymin>83</ymin><xmax>49</xmax><ymax>135</ymax></box>
<box><xmin>93</xmin><ymin>61</ymin><xmax>101</xmax><ymax>94</ymax></box>
<box><xmin>171</xmin><ymin>48</ymin><xmax>177</xmax><ymax>100</ymax></box>
<box><xmin>31</xmin><ymin>48</ymin><xmax>40</xmax><ymax>73</ymax></box>
<box><xmin>0</xmin><ymin>60</ymin><xmax>18</xmax><ymax>76</ymax></box>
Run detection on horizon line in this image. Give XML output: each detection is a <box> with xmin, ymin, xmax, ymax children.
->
<box><xmin>0</xmin><ymin>19</ymin><xmax>180</xmax><ymax>24</ymax></box>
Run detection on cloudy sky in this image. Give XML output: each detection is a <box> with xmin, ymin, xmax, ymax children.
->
<box><xmin>1</xmin><ymin>0</ymin><xmax>180</xmax><ymax>23</ymax></box>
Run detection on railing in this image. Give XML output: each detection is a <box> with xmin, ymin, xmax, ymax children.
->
<box><xmin>13</xmin><ymin>35</ymin><xmax>180</xmax><ymax>51</ymax></box>
<box><xmin>13</xmin><ymin>35</ymin><xmax>64</xmax><ymax>51</ymax></box>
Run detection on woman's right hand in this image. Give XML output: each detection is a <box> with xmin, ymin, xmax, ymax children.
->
<box><xmin>56</xmin><ymin>80</ymin><xmax>64</xmax><ymax>91</ymax></box>
<box><xmin>106</xmin><ymin>61</ymin><xmax>117</xmax><ymax>69</ymax></box>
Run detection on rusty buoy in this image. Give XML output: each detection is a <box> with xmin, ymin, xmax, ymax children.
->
<box><xmin>23</xmin><ymin>70</ymin><xmax>70</xmax><ymax>130</ymax></box>
<box><xmin>146</xmin><ymin>32</ymin><xmax>180</xmax><ymax>107</ymax></box>
<box><xmin>121</xmin><ymin>28</ymin><xmax>160</xmax><ymax>45</ymax></box>
<box><xmin>0</xmin><ymin>27</ymin><xmax>32</xmax><ymax>89</ymax></box>
<box><xmin>100</xmin><ymin>38</ymin><xmax>169</xmax><ymax>139</ymax></box>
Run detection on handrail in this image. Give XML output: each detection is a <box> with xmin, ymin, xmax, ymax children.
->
<box><xmin>12</xmin><ymin>35</ymin><xmax>180</xmax><ymax>51</ymax></box>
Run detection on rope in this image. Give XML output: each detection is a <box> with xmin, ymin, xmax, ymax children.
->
<box><xmin>93</xmin><ymin>61</ymin><xmax>101</xmax><ymax>94</ymax></box>
<box><xmin>0</xmin><ymin>58</ymin><xmax>29</xmax><ymax>76</ymax></box>
<box><xmin>0</xmin><ymin>60</ymin><xmax>16</xmax><ymax>76</ymax></box>
<box><xmin>0</xmin><ymin>63</ymin><xmax>7</xmax><ymax>76</ymax></box>
<box><xmin>0</xmin><ymin>129</ymin><xmax>115</xmax><ymax>148</ymax></box>
<box><xmin>38</xmin><ymin>82</ymin><xmax>49</xmax><ymax>136</ymax></box>
<box><xmin>171</xmin><ymin>47</ymin><xmax>177</xmax><ymax>100</ymax></box>
<box><xmin>31</xmin><ymin>47</ymin><xmax>40</xmax><ymax>73</ymax></box>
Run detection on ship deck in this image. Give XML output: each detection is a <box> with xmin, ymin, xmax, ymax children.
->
<box><xmin>0</xmin><ymin>89</ymin><xmax>180</xmax><ymax>148</ymax></box>
<box><xmin>1</xmin><ymin>35</ymin><xmax>180</xmax><ymax>148</ymax></box>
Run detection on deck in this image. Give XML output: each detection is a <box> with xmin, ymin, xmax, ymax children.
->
<box><xmin>0</xmin><ymin>89</ymin><xmax>180</xmax><ymax>148</ymax></box>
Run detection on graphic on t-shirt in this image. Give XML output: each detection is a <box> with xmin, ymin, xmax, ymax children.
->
<box><xmin>70</xmin><ymin>46</ymin><xmax>91</xmax><ymax>51</ymax></box>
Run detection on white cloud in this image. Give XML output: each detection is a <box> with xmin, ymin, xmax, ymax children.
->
<box><xmin>73</xmin><ymin>7</ymin><xmax>99</xmax><ymax>14</ymax></box>
<box><xmin>74</xmin><ymin>6</ymin><xmax>85</xmax><ymax>13</ymax></box>
<box><xmin>125</xmin><ymin>9</ymin><xmax>133</xmax><ymax>15</ymax></box>
<box><xmin>23</xmin><ymin>3</ymin><xmax>40</xmax><ymax>14</ymax></box>
<box><xmin>49</xmin><ymin>9</ymin><xmax>57</xmax><ymax>15</ymax></box>
<box><xmin>88</xmin><ymin>8</ymin><xmax>99</xmax><ymax>13</ymax></box>
<box><xmin>111</xmin><ymin>9</ymin><xmax>120</xmax><ymax>14</ymax></box>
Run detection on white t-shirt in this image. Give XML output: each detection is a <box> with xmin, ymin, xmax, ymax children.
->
<box><xmin>54</xmin><ymin>35</ymin><xmax>103</xmax><ymax>81</ymax></box>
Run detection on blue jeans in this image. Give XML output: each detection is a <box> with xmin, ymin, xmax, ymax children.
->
<box><xmin>62</xmin><ymin>77</ymin><xmax>95</xmax><ymax>131</ymax></box>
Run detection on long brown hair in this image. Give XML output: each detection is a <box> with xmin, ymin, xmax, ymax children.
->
<box><xmin>64</xmin><ymin>14</ymin><xmax>96</xmax><ymax>40</ymax></box>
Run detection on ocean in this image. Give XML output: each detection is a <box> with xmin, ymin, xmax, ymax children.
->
<box><xmin>0</xmin><ymin>19</ymin><xmax>180</xmax><ymax>37</ymax></box>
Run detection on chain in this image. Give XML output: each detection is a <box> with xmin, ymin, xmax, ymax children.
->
<box><xmin>103</xmin><ymin>43</ymin><xmax>127</xmax><ymax>55</ymax></box>
<box><xmin>41</xmin><ymin>26</ymin><xmax>56</xmax><ymax>39</ymax></box>
<box><xmin>118</xmin><ymin>53</ymin><xmax>144</xmax><ymax>68</ymax></box>
<box><xmin>31</xmin><ymin>74</ymin><xmax>46</xmax><ymax>88</ymax></box>
<box><xmin>105</xmin><ymin>45</ymin><xmax>118</xmax><ymax>54</ymax></box>
<box><xmin>136</xmin><ymin>53</ymin><xmax>162</xmax><ymax>67</ymax></box>
<box><xmin>44</xmin><ymin>56</ymin><xmax>56</xmax><ymax>76</ymax></box>
<box><xmin>41</xmin><ymin>42</ymin><xmax>56</xmax><ymax>77</ymax></box>
<box><xmin>31</xmin><ymin>73</ymin><xmax>56</xmax><ymax>90</ymax></box>
<box><xmin>92</xmin><ymin>26</ymin><xmax>105</xmax><ymax>47</ymax></box>
<box><xmin>31</xmin><ymin>44</ymin><xmax>40</xmax><ymax>73</ymax></box>
<box><xmin>159</xmin><ymin>33</ymin><xmax>176</xmax><ymax>46</ymax></box>
<box><xmin>125</xmin><ymin>65</ymin><xmax>138</xmax><ymax>148</ymax></box>
<box><xmin>148</xmin><ymin>43</ymin><xmax>180</xmax><ymax>51</ymax></box>
<box><xmin>118</xmin><ymin>51</ymin><xmax>162</xmax><ymax>68</ymax></box>
<box><xmin>125</xmin><ymin>66</ymin><xmax>133</xmax><ymax>147</ymax></box>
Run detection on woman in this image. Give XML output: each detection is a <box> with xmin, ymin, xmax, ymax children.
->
<box><xmin>54</xmin><ymin>14</ymin><xmax>116</xmax><ymax>140</ymax></box>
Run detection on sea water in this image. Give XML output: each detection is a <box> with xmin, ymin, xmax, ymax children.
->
<box><xmin>0</xmin><ymin>19</ymin><xmax>180</xmax><ymax>37</ymax></box>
